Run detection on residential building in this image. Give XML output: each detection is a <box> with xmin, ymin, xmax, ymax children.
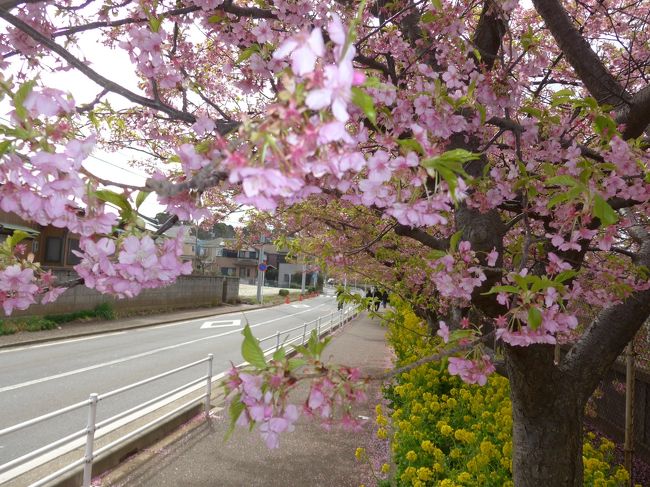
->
<box><xmin>0</xmin><ymin>211</ymin><xmax>81</xmax><ymax>269</ymax></box>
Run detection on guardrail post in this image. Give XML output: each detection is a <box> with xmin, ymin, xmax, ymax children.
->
<box><xmin>205</xmin><ymin>354</ymin><xmax>214</xmax><ymax>417</ymax></box>
<box><xmin>317</xmin><ymin>317</ymin><xmax>321</xmax><ymax>337</ymax></box>
<box><xmin>82</xmin><ymin>393</ymin><xmax>98</xmax><ymax>487</ymax></box>
<box><xmin>302</xmin><ymin>323</ymin><xmax>307</xmax><ymax>344</ymax></box>
<box><xmin>275</xmin><ymin>331</ymin><xmax>281</xmax><ymax>351</ymax></box>
<box><xmin>330</xmin><ymin>312</ymin><xmax>334</xmax><ymax>331</ymax></box>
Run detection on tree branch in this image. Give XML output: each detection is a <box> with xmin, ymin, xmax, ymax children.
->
<box><xmin>393</xmin><ymin>224</ymin><xmax>449</xmax><ymax>251</ymax></box>
<box><xmin>561</xmin><ymin>239</ymin><xmax>650</xmax><ymax>399</ymax></box>
<box><xmin>531</xmin><ymin>0</ymin><xmax>631</xmax><ymax>107</ymax></box>
<box><xmin>0</xmin><ymin>8</ymin><xmax>238</xmax><ymax>134</ymax></box>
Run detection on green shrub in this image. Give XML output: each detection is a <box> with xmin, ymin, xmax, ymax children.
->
<box><xmin>0</xmin><ymin>323</ymin><xmax>17</xmax><ymax>335</ymax></box>
<box><xmin>93</xmin><ymin>302</ymin><xmax>116</xmax><ymax>320</ymax></box>
<box><xmin>379</xmin><ymin>300</ymin><xmax>631</xmax><ymax>486</ymax></box>
<box><xmin>0</xmin><ymin>317</ymin><xmax>57</xmax><ymax>334</ymax></box>
<box><xmin>45</xmin><ymin>302</ymin><xmax>116</xmax><ymax>324</ymax></box>
<box><xmin>278</xmin><ymin>289</ymin><xmax>289</xmax><ymax>296</ymax></box>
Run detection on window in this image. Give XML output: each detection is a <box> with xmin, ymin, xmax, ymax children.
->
<box><xmin>220</xmin><ymin>267</ymin><xmax>236</xmax><ymax>276</ymax></box>
<box><xmin>45</xmin><ymin>237</ymin><xmax>63</xmax><ymax>263</ymax></box>
<box><xmin>223</xmin><ymin>249</ymin><xmax>238</xmax><ymax>258</ymax></box>
<box><xmin>66</xmin><ymin>239</ymin><xmax>82</xmax><ymax>265</ymax></box>
<box><xmin>284</xmin><ymin>274</ymin><xmax>290</xmax><ymax>282</ymax></box>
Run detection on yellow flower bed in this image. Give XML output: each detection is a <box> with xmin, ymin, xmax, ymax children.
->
<box><xmin>382</xmin><ymin>301</ymin><xmax>632</xmax><ymax>486</ymax></box>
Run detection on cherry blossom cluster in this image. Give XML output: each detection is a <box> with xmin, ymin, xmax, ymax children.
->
<box><xmin>225</xmin><ymin>369</ymin><xmax>300</xmax><ymax>449</ymax></box>
<box><xmin>119</xmin><ymin>24</ymin><xmax>181</xmax><ymax>89</ymax></box>
<box><xmin>224</xmin><ymin>328</ymin><xmax>368</xmax><ymax>448</ymax></box>
<box><xmin>428</xmin><ymin>242</ymin><xmax>487</xmax><ymax>303</ymax></box>
<box><xmin>448</xmin><ymin>355</ymin><xmax>495</xmax><ymax>386</ymax></box>
<box><xmin>73</xmin><ymin>232</ymin><xmax>193</xmax><ymax>299</ymax></box>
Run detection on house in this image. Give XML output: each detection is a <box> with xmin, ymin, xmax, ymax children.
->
<box><xmin>0</xmin><ymin>211</ymin><xmax>81</xmax><ymax>269</ymax></box>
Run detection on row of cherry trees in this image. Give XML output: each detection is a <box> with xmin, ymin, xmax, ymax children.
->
<box><xmin>1</xmin><ymin>0</ymin><xmax>649</xmax><ymax>485</ymax></box>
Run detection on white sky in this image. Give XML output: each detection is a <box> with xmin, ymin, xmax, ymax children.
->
<box><xmin>3</xmin><ymin>25</ymin><xmax>249</xmax><ymax>227</ymax></box>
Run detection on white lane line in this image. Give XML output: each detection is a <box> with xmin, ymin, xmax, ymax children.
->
<box><xmin>0</xmin><ymin>303</ymin><xmax>328</xmax><ymax>393</ymax></box>
<box><xmin>0</xmin><ymin>332</ymin><xmax>128</xmax><ymax>355</ymax></box>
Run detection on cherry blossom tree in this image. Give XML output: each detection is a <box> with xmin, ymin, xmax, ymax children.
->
<box><xmin>1</xmin><ymin>0</ymin><xmax>649</xmax><ymax>485</ymax></box>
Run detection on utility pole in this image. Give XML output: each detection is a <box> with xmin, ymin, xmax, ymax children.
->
<box><xmin>301</xmin><ymin>262</ymin><xmax>306</xmax><ymax>293</ymax></box>
<box><xmin>256</xmin><ymin>239</ymin><xmax>265</xmax><ymax>304</ymax></box>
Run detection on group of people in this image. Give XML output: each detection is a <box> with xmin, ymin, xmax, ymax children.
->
<box><xmin>366</xmin><ymin>287</ymin><xmax>388</xmax><ymax>311</ymax></box>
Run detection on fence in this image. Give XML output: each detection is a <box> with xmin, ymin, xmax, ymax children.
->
<box><xmin>0</xmin><ymin>306</ymin><xmax>357</xmax><ymax>487</ymax></box>
<box><xmin>590</xmin><ymin>359</ymin><xmax>650</xmax><ymax>464</ymax></box>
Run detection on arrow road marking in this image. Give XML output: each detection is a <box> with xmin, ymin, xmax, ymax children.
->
<box><xmin>201</xmin><ymin>319</ymin><xmax>242</xmax><ymax>329</ymax></box>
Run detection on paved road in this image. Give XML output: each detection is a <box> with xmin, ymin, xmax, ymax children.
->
<box><xmin>0</xmin><ymin>293</ymin><xmax>341</xmax><ymax>471</ymax></box>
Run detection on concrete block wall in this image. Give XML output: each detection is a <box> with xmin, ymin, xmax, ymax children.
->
<box><xmin>223</xmin><ymin>276</ymin><xmax>239</xmax><ymax>303</ymax></box>
<box><xmin>6</xmin><ymin>271</ymin><xmax>239</xmax><ymax>318</ymax></box>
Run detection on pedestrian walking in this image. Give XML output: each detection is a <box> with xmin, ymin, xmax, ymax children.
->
<box><xmin>365</xmin><ymin>287</ymin><xmax>373</xmax><ymax>311</ymax></box>
<box><xmin>373</xmin><ymin>288</ymin><xmax>381</xmax><ymax>312</ymax></box>
<box><xmin>381</xmin><ymin>290</ymin><xmax>388</xmax><ymax>309</ymax></box>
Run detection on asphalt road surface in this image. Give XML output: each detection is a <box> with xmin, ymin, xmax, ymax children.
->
<box><xmin>0</xmin><ymin>293</ymin><xmax>341</xmax><ymax>473</ymax></box>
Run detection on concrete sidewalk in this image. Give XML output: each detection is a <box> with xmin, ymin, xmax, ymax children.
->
<box><xmin>97</xmin><ymin>313</ymin><xmax>391</xmax><ymax>487</ymax></box>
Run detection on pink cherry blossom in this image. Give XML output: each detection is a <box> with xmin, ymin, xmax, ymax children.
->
<box><xmin>273</xmin><ymin>28</ymin><xmax>324</xmax><ymax>76</ymax></box>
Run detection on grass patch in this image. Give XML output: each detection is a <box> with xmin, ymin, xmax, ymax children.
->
<box><xmin>44</xmin><ymin>303</ymin><xmax>116</xmax><ymax>325</ymax></box>
<box><xmin>0</xmin><ymin>303</ymin><xmax>117</xmax><ymax>335</ymax></box>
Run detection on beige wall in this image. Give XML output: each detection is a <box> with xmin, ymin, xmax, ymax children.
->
<box><xmin>8</xmin><ymin>271</ymin><xmax>240</xmax><ymax>318</ymax></box>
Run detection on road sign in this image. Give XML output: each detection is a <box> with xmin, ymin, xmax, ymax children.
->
<box><xmin>200</xmin><ymin>319</ymin><xmax>241</xmax><ymax>329</ymax></box>
<box><xmin>258</xmin><ymin>263</ymin><xmax>267</xmax><ymax>271</ymax></box>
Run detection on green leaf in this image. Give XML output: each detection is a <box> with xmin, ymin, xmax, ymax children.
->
<box><xmin>12</xmin><ymin>80</ymin><xmax>36</xmax><ymax>121</ymax></box>
<box><xmin>7</xmin><ymin>230</ymin><xmax>29</xmax><ymax>249</ymax></box>
<box><xmin>449</xmin><ymin>230</ymin><xmax>463</xmax><ymax>251</ymax></box>
<box><xmin>0</xmin><ymin>140</ymin><xmax>11</xmax><ymax>155</ymax></box>
<box><xmin>528</xmin><ymin>307</ymin><xmax>543</xmax><ymax>330</ymax></box>
<box><xmin>241</xmin><ymin>325</ymin><xmax>267</xmax><ymax>369</ymax></box>
<box><xmin>547</xmin><ymin>186</ymin><xmax>583</xmax><ymax>208</ymax></box>
<box><xmin>135</xmin><ymin>191</ymin><xmax>151</xmax><ymax>210</ymax></box>
<box><xmin>555</xmin><ymin>270</ymin><xmax>577</xmax><ymax>283</ymax></box>
<box><xmin>421</xmin><ymin>11</ymin><xmax>436</xmax><ymax>22</ymax></box>
<box><xmin>94</xmin><ymin>189</ymin><xmax>133</xmax><ymax>218</ymax></box>
<box><xmin>236</xmin><ymin>44</ymin><xmax>261</xmax><ymax>65</ymax></box>
<box><xmin>594</xmin><ymin>115</ymin><xmax>617</xmax><ymax>139</ymax></box>
<box><xmin>351</xmin><ymin>87</ymin><xmax>377</xmax><ymax>126</ymax></box>
<box><xmin>545</xmin><ymin>175</ymin><xmax>578</xmax><ymax>187</ymax></box>
<box><xmin>224</xmin><ymin>395</ymin><xmax>245</xmax><ymax>442</ymax></box>
<box><xmin>148</xmin><ymin>16</ymin><xmax>162</xmax><ymax>33</ymax></box>
<box><xmin>396</xmin><ymin>138</ymin><xmax>424</xmax><ymax>155</ymax></box>
<box><xmin>593</xmin><ymin>194</ymin><xmax>618</xmax><ymax>226</ymax></box>
<box><xmin>288</xmin><ymin>358</ymin><xmax>307</xmax><ymax>370</ymax></box>
<box><xmin>272</xmin><ymin>346</ymin><xmax>285</xmax><ymax>362</ymax></box>
<box><xmin>483</xmin><ymin>285</ymin><xmax>519</xmax><ymax>295</ymax></box>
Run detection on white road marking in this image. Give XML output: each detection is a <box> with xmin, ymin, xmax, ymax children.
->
<box><xmin>0</xmin><ymin>332</ymin><xmax>127</xmax><ymax>354</ymax></box>
<box><xmin>291</xmin><ymin>304</ymin><xmax>310</xmax><ymax>308</ymax></box>
<box><xmin>200</xmin><ymin>319</ymin><xmax>241</xmax><ymax>329</ymax></box>
<box><xmin>0</xmin><ymin>303</ymin><xmax>328</xmax><ymax>393</ymax></box>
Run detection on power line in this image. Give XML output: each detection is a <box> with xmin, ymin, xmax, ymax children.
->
<box><xmin>0</xmin><ymin>114</ymin><xmax>148</xmax><ymax>178</ymax></box>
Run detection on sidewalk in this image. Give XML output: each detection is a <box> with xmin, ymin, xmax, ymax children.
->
<box><xmin>97</xmin><ymin>313</ymin><xmax>392</xmax><ymax>487</ymax></box>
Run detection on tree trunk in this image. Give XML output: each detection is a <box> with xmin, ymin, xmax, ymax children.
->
<box><xmin>506</xmin><ymin>344</ymin><xmax>586</xmax><ymax>487</ymax></box>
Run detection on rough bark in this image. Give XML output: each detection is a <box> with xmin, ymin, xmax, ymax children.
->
<box><xmin>506</xmin><ymin>344</ymin><xmax>585</xmax><ymax>487</ymax></box>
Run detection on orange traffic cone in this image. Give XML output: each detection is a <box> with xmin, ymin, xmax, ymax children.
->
<box><xmin>285</xmin><ymin>295</ymin><xmax>290</xmax><ymax>304</ymax></box>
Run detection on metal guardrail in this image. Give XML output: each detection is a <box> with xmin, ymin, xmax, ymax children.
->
<box><xmin>0</xmin><ymin>304</ymin><xmax>357</xmax><ymax>487</ymax></box>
